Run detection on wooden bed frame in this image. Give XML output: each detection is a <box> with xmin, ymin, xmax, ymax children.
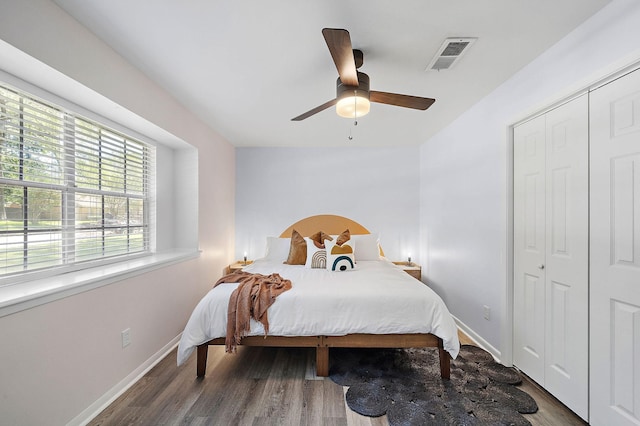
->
<box><xmin>196</xmin><ymin>215</ymin><xmax>451</xmax><ymax>379</ymax></box>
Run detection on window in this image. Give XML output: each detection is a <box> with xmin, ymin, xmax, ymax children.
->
<box><xmin>0</xmin><ymin>83</ymin><xmax>154</xmax><ymax>279</ymax></box>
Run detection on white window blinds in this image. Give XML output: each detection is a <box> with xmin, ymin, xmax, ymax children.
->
<box><xmin>0</xmin><ymin>83</ymin><xmax>153</xmax><ymax>278</ymax></box>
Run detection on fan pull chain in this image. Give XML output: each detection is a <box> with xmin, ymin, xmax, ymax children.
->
<box><xmin>353</xmin><ymin>90</ymin><xmax>359</xmax><ymax>126</ymax></box>
<box><xmin>348</xmin><ymin>91</ymin><xmax>358</xmax><ymax>141</ymax></box>
<box><xmin>347</xmin><ymin>119</ymin><xmax>358</xmax><ymax>141</ymax></box>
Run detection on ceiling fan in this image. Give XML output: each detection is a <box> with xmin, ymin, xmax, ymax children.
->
<box><xmin>291</xmin><ymin>28</ymin><xmax>436</xmax><ymax>121</ymax></box>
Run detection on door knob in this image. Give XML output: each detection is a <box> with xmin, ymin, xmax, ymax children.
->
<box><xmin>538</xmin><ymin>264</ymin><xmax>545</xmax><ymax>270</ymax></box>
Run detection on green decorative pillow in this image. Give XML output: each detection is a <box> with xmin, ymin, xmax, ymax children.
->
<box><xmin>325</xmin><ymin>238</ymin><xmax>355</xmax><ymax>271</ymax></box>
<box><xmin>283</xmin><ymin>229</ymin><xmax>306</xmax><ymax>265</ymax></box>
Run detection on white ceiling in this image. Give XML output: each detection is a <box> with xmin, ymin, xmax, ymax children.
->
<box><xmin>53</xmin><ymin>0</ymin><xmax>610</xmax><ymax>147</ymax></box>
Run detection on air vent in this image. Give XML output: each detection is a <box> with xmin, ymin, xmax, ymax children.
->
<box><xmin>427</xmin><ymin>37</ymin><xmax>477</xmax><ymax>71</ymax></box>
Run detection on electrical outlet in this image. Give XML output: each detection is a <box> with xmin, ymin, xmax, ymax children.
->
<box><xmin>483</xmin><ymin>305</ymin><xmax>491</xmax><ymax>321</ymax></box>
<box><xmin>121</xmin><ymin>328</ymin><xmax>131</xmax><ymax>348</ymax></box>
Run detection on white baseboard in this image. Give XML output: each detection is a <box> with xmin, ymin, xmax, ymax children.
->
<box><xmin>452</xmin><ymin>315</ymin><xmax>503</xmax><ymax>364</ymax></box>
<box><xmin>67</xmin><ymin>333</ymin><xmax>182</xmax><ymax>426</ymax></box>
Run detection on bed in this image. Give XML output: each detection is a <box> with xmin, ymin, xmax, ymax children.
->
<box><xmin>177</xmin><ymin>215</ymin><xmax>460</xmax><ymax>379</ymax></box>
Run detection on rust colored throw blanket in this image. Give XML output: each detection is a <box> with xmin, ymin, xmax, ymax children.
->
<box><xmin>214</xmin><ymin>271</ymin><xmax>292</xmax><ymax>353</ymax></box>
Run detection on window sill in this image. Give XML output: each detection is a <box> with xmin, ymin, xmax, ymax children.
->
<box><xmin>0</xmin><ymin>249</ymin><xmax>200</xmax><ymax>318</ymax></box>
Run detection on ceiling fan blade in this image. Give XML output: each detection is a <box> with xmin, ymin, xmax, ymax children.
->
<box><xmin>370</xmin><ymin>91</ymin><xmax>436</xmax><ymax>110</ymax></box>
<box><xmin>291</xmin><ymin>99</ymin><xmax>337</xmax><ymax>121</ymax></box>
<box><xmin>322</xmin><ymin>28</ymin><xmax>358</xmax><ymax>87</ymax></box>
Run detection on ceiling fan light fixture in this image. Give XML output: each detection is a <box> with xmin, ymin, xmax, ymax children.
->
<box><xmin>336</xmin><ymin>93</ymin><xmax>370</xmax><ymax>118</ymax></box>
<box><xmin>335</xmin><ymin>71</ymin><xmax>371</xmax><ymax>118</ymax></box>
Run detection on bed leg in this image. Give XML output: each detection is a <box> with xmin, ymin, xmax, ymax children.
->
<box><xmin>438</xmin><ymin>338</ymin><xmax>450</xmax><ymax>380</ymax></box>
<box><xmin>316</xmin><ymin>346</ymin><xmax>329</xmax><ymax>377</ymax></box>
<box><xmin>197</xmin><ymin>344</ymin><xmax>208</xmax><ymax>377</ymax></box>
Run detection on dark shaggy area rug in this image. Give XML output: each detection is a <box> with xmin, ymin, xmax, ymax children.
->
<box><xmin>329</xmin><ymin>345</ymin><xmax>538</xmax><ymax>425</ymax></box>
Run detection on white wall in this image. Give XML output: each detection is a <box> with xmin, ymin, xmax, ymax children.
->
<box><xmin>236</xmin><ymin>147</ymin><xmax>419</xmax><ymax>262</ymax></box>
<box><xmin>0</xmin><ymin>1</ymin><xmax>235</xmax><ymax>425</ymax></box>
<box><xmin>419</xmin><ymin>0</ymin><xmax>640</xmax><ymax>357</ymax></box>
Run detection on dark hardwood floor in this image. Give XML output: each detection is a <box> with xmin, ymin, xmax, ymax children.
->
<box><xmin>457</xmin><ymin>333</ymin><xmax>587</xmax><ymax>426</ymax></box>
<box><xmin>89</xmin><ymin>332</ymin><xmax>587</xmax><ymax>425</ymax></box>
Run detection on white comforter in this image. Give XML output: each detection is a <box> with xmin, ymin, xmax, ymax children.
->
<box><xmin>177</xmin><ymin>259</ymin><xmax>460</xmax><ymax>365</ymax></box>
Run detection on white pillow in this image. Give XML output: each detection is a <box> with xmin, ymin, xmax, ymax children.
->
<box><xmin>325</xmin><ymin>238</ymin><xmax>355</xmax><ymax>271</ymax></box>
<box><xmin>264</xmin><ymin>237</ymin><xmax>291</xmax><ymax>261</ymax></box>
<box><xmin>304</xmin><ymin>237</ymin><xmax>327</xmax><ymax>269</ymax></box>
<box><xmin>352</xmin><ymin>233</ymin><xmax>381</xmax><ymax>261</ymax></box>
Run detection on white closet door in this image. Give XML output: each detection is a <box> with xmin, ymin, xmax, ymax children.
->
<box><xmin>514</xmin><ymin>114</ymin><xmax>546</xmax><ymax>385</ymax></box>
<box><xmin>514</xmin><ymin>95</ymin><xmax>588</xmax><ymax>419</ymax></box>
<box><xmin>590</xmin><ymin>69</ymin><xmax>640</xmax><ymax>426</ymax></box>
<box><xmin>543</xmin><ymin>95</ymin><xmax>589</xmax><ymax>419</ymax></box>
